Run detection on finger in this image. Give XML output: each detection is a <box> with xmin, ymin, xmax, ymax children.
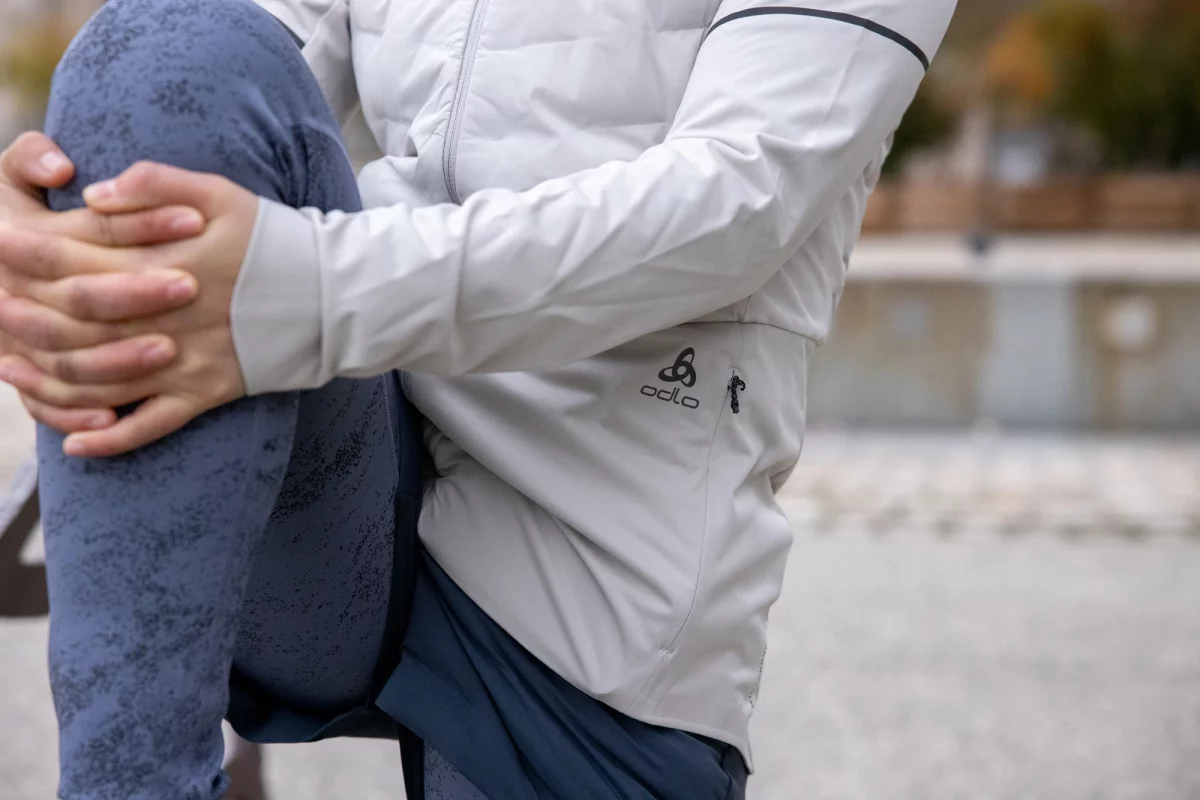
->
<box><xmin>0</xmin><ymin>355</ymin><xmax>156</xmax><ymax>409</ymax></box>
<box><xmin>0</xmin><ymin>132</ymin><xmax>74</xmax><ymax>194</ymax></box>
<box><xmin>0</xmin><ymin>294</ymin><xmax>146</xmax><ymax>351</ymax></box>
<box><xmin>24</xmin><ymin>334</ymin><xmax>176</xmax><ymax>385</ymax></box>
<box><xmin>84</xmin><ymin>162</ymin><xmax>226</xmax><ymax>217</ymax></box>
<box><xmin>0</xmin><ymin>222</ymin><xmax>148</xmax><ymax>281</ymax></box>
<box><xmin>19</xmin><ymin>392</ymin><xmax>116</xmax><ymax>435</ymax></box>
<box><xmin>64</xmin><ymin>394</ymin><xmax>197</xmax><ymax>458</ymax></box>
<box><xmin>0</xmin><ymin>221</ymin><xmax>106</xmax><ymax>284</ymax></box>
<box><xmin>16</xmin><ymin>270</ymin><xmax>198</xmax><ymax>322</ymax></box>
<box><xmin>25</xmin><ymin>205</ymin><xmax>206</xmax><ymax>248</ymax></box>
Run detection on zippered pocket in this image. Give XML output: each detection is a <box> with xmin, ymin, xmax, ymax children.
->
<box><xmin>727</xmin><ymin>370</ymin><xmax>746</xmax><ymax>414</ymax></box>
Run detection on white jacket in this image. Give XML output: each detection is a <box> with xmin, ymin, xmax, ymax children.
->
<box><xmin>244</xmin><ymin>0</ymin><xmax>955</xmax><ymax>766</ymax></box>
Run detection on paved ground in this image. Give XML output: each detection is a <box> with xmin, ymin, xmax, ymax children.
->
<box><xmin>2</xmin><ymin>387</ymin><xmax>1199</xmax><ymax>799</ymax></box>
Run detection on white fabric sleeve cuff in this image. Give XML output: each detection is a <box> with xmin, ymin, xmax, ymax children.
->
<box><xmin>231</xmin><ymin>198</ymin><xmax>326</xmax><ymax>395</ymax></box>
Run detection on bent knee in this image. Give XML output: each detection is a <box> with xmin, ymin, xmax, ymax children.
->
<box><xmin>53</xmin><ymin>0</ymin><xmax>303</xmax><ymax>96</ymax></box>
<box><xmin>58</xmin><ymin>0</ymin><xmax>295</xmax><ymax>73</ymax></box>
<box><xmin>45</xmin><ymin>0</ymin><xmax>317</xmax><ymax>206</ymax></box>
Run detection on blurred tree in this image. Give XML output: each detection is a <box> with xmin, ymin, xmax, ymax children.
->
<box><xmin>984</xmin><ymin>0</ymin><xmax>1200</xmax><ymax>169</ymax></box>
<box><xmin>883</xmin><ymin>80</ymin><xmax>958</xmax><ymax>175</ymax></box>
<box><xmin>941</xmin><ymin>0</ymin><xmax>1043</xmax><ymax>51</ymax></box>
<box><xmin>982</xmin><ymin>11</ymin><xmax>1057</xmax><ymax>120</ymax></box>
<box><xmin>0</xmin><ymin>20</ymin><xmax>73</xmax><ymax>119</ymax></box>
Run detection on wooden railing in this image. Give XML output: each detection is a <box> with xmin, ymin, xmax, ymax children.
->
<box><xmin>863</xmin><ymin>174</ymin><xmax>1200</xmax><ymax>234</ymax></box>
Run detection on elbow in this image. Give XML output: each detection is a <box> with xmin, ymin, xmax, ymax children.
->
<box><xmin>688</xmin><ymin>134</ymin><xmax>826</xmax><ymax>275</ymax></box>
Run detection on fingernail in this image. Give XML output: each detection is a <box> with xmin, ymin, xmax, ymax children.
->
<box><xmin>87</xmin><ymin>413</ymin><xmax>111</xmax><ymax>430</ymax></box>
<box><xmin>170</xmin><ymin>210</ymin><xmax>205</xmax><ymax>235</ymax></box>
<box><xmin>39</xmin><ymin>151</ymin><xmax>70</xmax><ymax>175</ymax></box>
<box><xmin>0</xmin><ymin>363</ymin><xmax>12</xmax><ymax>382</ymax></box>
<box><xmin>64</xmin><ymin>436</ymin><xmax>88</xmax><ymax>457</ymax></box>
<box><xmin>83</xmin><ymin>180</ymin><xmax>117</xmax><ymax>204</ymax></box>
<box><xmin>143</xmin><ymin>339</ymin><xmax>173</xmax><ymax>367</ymax></box>
<box><xmin>167</xmin><ymin>274</ymin><xmax>198</xmax><ymax>302</ymax></box>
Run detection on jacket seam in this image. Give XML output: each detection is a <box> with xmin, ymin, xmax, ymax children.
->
<box><xmin>680</xmin><ymin>318</ymin><xmax>827</xmax><ymax>345</ymax></box>
<box><xmin>667</xmin><ymin>322</ymin><xmax>747</xmax><ymax>656</ymax></box>
<box><xmin>625</xmin><ymin>327</ymin><xmax>742</xmax><ymax>713</ymax></box>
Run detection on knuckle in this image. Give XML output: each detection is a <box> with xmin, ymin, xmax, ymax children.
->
<box><xmin>30</xmin><ymin>236</ymin><xmax>59</xmax><ymax>277</ymax></box>
<box><xmin>1</xmin><ymin>334</ymin><xmax>28</xmax><ymax>359</ymax></box>
<box><xmin>7</xmin><ymin>132</ymin><xmax>36</xmax><ymax>162</ymax></box>
<box><xmin>19</xmin><ymin>316</ymin><xmax>47</xmax><ymax>349</ymax></box>
<box><xmin>107</xmin><ymin>320</ymin><xmax>135</xmax><ymax>343</ymax></box>
<box><xmin>27</xmin><ymin>315</ymin><xmax>66</xmax><ymax>351</ymax></box>
<box><xmin>3</xmin><ymin>272</ymin><xmax>28</xmax><ymax>296</ymax></box>
<box><xmin>127</xmin><ymin>162</ymin><xmax>158</xmax><ymax>192</ymax></box>
<box><xmin>212</xmin><ymin>368</ymin><xmax>243</xmax><ymax>402</ymax></box>
<box><xmin>11</xmin><ymin>367</ymin><xmax>44</xmax><ymax>398</ymax></box>
<box><xmin>49</xmin><ymin>353</ymin><xmax>79</xmax><ymax>383</ymax></box>
<box><xmin>201</xmin><ymin>175</ymin><xmax>226</xmax><ymax>201</ymax></box>
<box><xmin>138</xmin><ymin>212</ymin><xmax>163</xmax><ymax>241</ymax></box>
<box><xmin>49</xmin><ymin>381</ymin><xmax>94</xmax><ymax>408</ymax></box>
<box><xmin>96</xmin><ymin>212</ymin><xmax>117</xmax><ymax>246</ymax></box>
<box><xmin>211</xmin><ymin>376</ymin><xmax>235</xmax><ymax>401</ymax></box>
<box><xmin>63</xmin><ymin>278</ymin><xmax>95</xmax><ymax>319</ymax></box>
<box><xmin>0</xmin><ymin>304</ymin><xmax>28</xmax><ymax>341</ymax></box>
<box><xmin>4</xmin><ymin>133</ymin><xmax>47</xmax><ymax>179</ymax></box>
<box><xmin>13</xmin><ymin>131</ymin><xmax>41</xmax><ymax>150</ymax></box>
<box><xmin>68</xmin><ymin>277</ymin><xmax>103</xmax><ymax>321</ymax></box>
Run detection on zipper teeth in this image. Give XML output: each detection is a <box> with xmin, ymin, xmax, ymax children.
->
<box><xmin>443</xmin><ymin>0</ymin><xmax>490</xmax><ymax>204</ymax></box>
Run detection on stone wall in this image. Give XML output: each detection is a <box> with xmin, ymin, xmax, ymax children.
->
<box><xmin>809</xmin><ymin>237</ymin><xmax>1200</xmax><ymax>430</ymax></box>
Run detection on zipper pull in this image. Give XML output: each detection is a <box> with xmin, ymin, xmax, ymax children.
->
<box><xmin>728</xmin><ymin>375</ymin><xmax>746</xmax><ymax>414</ymax></box>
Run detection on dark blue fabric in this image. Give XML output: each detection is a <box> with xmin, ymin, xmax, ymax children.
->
<box><xmin>37</xmin><ymin>1</ymin><xmax>749</xmax><ymax>798</ymax></box>
<box><xmin>378</xmin><ymin>550</ymin><xmax>749</xmax><ymax>800</ymax></box>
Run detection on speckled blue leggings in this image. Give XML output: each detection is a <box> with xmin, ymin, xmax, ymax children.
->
<box><xmin>36</xmin><ymin>1</ymin><xmax>482</xmax><ymax>797</ymax></box>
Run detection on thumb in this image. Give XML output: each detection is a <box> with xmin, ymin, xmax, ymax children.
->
<box><xmin>83</xmin><ymin>161</ymin><xmax>225</xmax><ymax>218</ymax></box>
<box><xmin>0</xmin><ymin>132</ymin><xmax>75</xmax><ymax>195</ymax></box>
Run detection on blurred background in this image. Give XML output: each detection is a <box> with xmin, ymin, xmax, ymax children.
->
<box><xmin>1</xmin><ymin>1</ymin><xmax>1198</xmax><ymax>798</ymax></box>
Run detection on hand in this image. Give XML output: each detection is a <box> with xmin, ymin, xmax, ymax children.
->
<box><xmin>0</xmin><ymin>160</ymin><xmax>259</xmax><ymax>457</ymax></box>
<box><xmin>0</xmin><ymin>133</ymin><xmax>212</xmax><ymax>432</ymax></box>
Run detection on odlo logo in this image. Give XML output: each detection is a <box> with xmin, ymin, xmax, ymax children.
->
<box><xmin>640</xmin><ymin>348</ymin><xmax>701</xmax><ymax>410</ymax></box>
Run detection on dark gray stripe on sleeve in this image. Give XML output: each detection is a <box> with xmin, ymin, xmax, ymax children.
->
<box><xmin>706</xmin><ymin>7</ymin><xmax>930</xmax><ymax>71</ymax></box>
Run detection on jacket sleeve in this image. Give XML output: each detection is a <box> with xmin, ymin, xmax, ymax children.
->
<box><xmin>232</xmin><ymin>0</ymin><xmax>957</xmax><ymax>394</ymax></box>
<box><xmin>254</xmin><ymin>0</ymin><xmax>358</xmax><ymax>124</ymax></box>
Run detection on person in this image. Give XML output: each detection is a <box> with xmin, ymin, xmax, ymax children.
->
<box><xmin>0</xmin><ymin>0</ymin><xmax>956</xmax><ymax>797</ymax></box>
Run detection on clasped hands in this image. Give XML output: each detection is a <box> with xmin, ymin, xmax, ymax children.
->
<box><xmin>0</xmin><ymin>133</ymin><xmax>260</xmax><ymax>457</ymax></box>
